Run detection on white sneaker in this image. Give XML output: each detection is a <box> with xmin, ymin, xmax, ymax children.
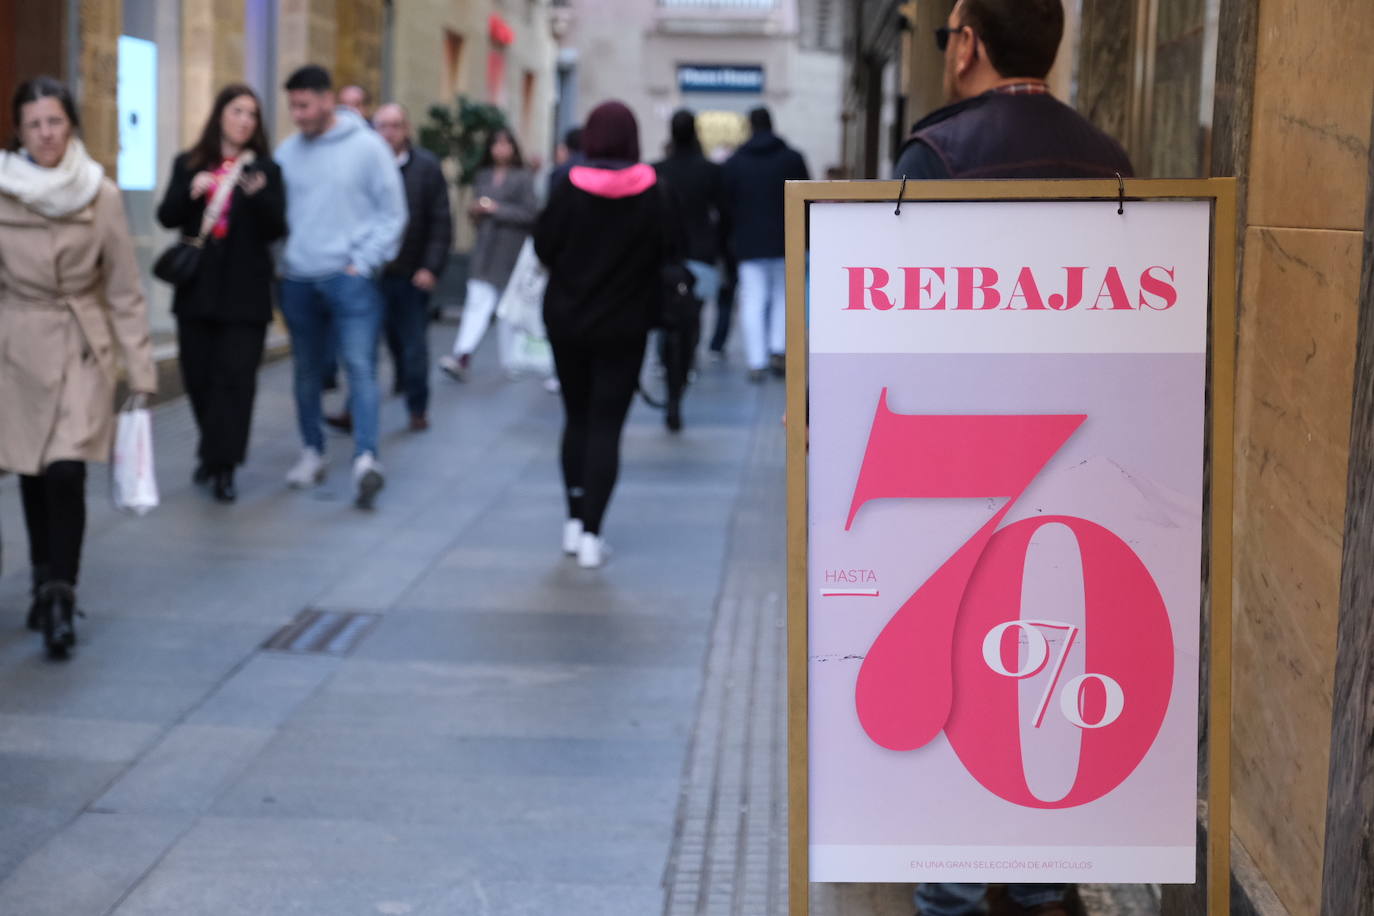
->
<box><xmin>577</xmin><ymin>532</ymin><xmax>607</xmax><ymax>569</ymax></box>
<box><xmin>562</xmin><ymin>519</ymin><xmax>584</xmax><ymax>555</ymax></box>
<box><xmin>438</xmin><ymin>354</ymin><xmax>467</xmax><ymax>382</ymax></box>
<box><xmin>352</xmin><ymin>452</ymin><xmax>385</xmax><ymax>510</ymax></box>
<box><xmin>285</xmin><ymin>449</ymin><xmax>328</xmax><ymax>488</ymax></box>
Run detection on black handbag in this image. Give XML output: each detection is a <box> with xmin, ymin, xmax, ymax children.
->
<box><xmin>152</xmin><ymin>236</ymin><xmax>204</xmax><ymax>287</ymax></box>
<box><xmin>659</xmin><ymin>260</ymin><xmax>700</xmax><ymax>331</ymax></box>
<box><xmin>152</xmin><ymin>152</ymin><xmax>253</xmax><ymax>287</ymax></box>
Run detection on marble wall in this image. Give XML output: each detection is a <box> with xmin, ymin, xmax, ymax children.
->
<box><xmin>1227</xmin><ymin>0</ymin><xmax>1374</xmax><ymax>912</ymax></box>
<box><xmin>1148</xmin><ymin>0</ymin><xmax>1206</xmax><ymax>176</ymax></box>
<box><xmin>1075</xmin><ymin>0</ymin><xmax>1134</xmax><ymax>158</ymax></box>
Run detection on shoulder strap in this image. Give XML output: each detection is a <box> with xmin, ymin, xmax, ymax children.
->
<box><xmin>194</xmin><ymin>150</ymin><xmax>255</xmax><ymax>242</ymax></box>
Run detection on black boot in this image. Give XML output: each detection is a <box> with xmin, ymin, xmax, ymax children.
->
<box><xmin>25</xmin><ymin>564</ymin><xmax>48</xmax><ymax>631</ymax></box>
<box><xmin>665</xmin><ymin>398</ymin><xmax>683</xmax><ymax>433</ymax></box>
<box><xmin>37</xmin><ymin>581</ymin><xmax>77</xmax><ymax>659</ymax></box>
<box><xmin>212</xmin><ymin>469</ymin><xmax>237</xmax><ymax>504</ymax></box>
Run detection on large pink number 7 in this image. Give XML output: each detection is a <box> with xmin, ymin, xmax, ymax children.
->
<box><xmin>847</xmin><ymin>389</ymin><xmax>1086</xmax><ymax>751</ymax></box>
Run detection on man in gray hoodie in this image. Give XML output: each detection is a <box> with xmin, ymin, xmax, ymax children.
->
<box><xmin>275</xmin><ymin>64</ymin><xmax>406</xmax><ymax>509</ymax></box>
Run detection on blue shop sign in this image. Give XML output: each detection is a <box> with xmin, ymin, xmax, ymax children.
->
<box><xmin>678</xmin><ymin>65</ymin><xmax>765</xmax><ymax>94</ymax></box>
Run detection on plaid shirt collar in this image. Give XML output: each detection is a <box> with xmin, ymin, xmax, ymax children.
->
<box><xmin>991</xmin><ymin>81</ymin><xmax>1050</xmax><ymax>96</ymax></box>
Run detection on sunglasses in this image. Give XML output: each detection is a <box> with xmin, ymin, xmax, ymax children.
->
<box><xmin>934</xmin><ymin>24</ymin><xmax>967</xmax><ymax>51</ymax></box>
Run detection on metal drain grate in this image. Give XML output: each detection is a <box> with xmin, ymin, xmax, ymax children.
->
<box><xmin>262</xmin><ymin>609</ymin><xmax>380</xmax><ymax>655</ymax></box>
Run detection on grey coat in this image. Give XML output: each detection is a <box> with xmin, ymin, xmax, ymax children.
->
<box><xmin>467</xmin><ymin>167</ymin><xmax>537</xmax><ymax>288</ymax></box>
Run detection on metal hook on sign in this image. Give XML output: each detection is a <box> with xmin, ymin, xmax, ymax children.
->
<box><xmin>894</xmin><ymin>174</ymin><xmax>909</xmax><ymax>216</ymax></box>
<box><xmin>1115</xmin><ymin>171</ymin><xmax>1126</xmax><ymax>215</ymax></box>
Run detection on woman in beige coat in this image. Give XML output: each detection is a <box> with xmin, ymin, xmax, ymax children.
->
<box><xmin>0</xmin><ymin>77</ymin><xmax>157</xmax><ymax>657</ymax></box>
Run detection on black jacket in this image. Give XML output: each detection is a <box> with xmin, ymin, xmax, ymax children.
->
<box><xmin>385</xmin><ymin>145</ymin><xmax>453</xmax><ymax>279</ymax></box>
<box><xmin>653</xmin><ymin>151</ymin><xmax>725</xmax><ymax>265</ymax></box>
<box><xmin>156</xmin><ymin>152</ymin><xmax>287</xmax><ymax>323</ymax></box>
<box><xmin>721</xmin><ymin>131</ymin><xmax>809</xmax><ymax>261</ymax></box>
<box><xmin>535</xmin><ymin>163</ymin><xmax>672</xmax><ymax>346</ymax></box>
<box><xmin>894</xmin><ymin>90</ymin><xmax>1134</xmax><ymax>180</ymax></box>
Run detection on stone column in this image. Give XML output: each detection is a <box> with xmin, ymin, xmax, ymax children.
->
<box><xmin>275</xmin><ymin>0</ymin><xmax>337</xmax><ymax>139</ymax></box>
<box><xmin>78</xmin><ymin>0</ymin><xmax>121</xmax><ymax>176</ymax></box>
<box><xmin>180</xmin><ymin>0</ymin><xmax>246</xmax><ymax>146</ymax></box>
<box><xmin>334</xmin><ymin>0</ymin><xmax>385</xmax><ymax>102</ymax></box>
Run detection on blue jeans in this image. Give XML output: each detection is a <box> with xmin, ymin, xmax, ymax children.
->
<box><xmin>279</xmin><ymin>274</ymin><xmax>383</xmax><ymax>458</ymax></box>
<box><xmin>915</xmin><ymin>883</ymin><xmax>1066</xmax><ymax>915</ymax></box>
<box><xmin>381</xmin><ymin>275</ymin><xmax>431</xmax><ymax>418</ymax></box>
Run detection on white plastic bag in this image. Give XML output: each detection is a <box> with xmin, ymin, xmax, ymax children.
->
<box><xmin>495</xmin><ymin>238</ymin><xmax>549</xmax><ymax>338</ymax></box>
<box><xmin>506</xmin><ymin>329</ymin><xmax>554</xmax><ymax>376</ymax></box>
<box><xmin>111</xmin><ymin>407</ymin><xmax>159</xmax><ymax>515</ymax></box>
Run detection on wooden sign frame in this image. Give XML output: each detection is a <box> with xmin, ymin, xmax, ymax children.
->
<box><xmin>784</xmin><ymin>178</ymin><xmax>1236</xmax><ymax>915</ymax></box>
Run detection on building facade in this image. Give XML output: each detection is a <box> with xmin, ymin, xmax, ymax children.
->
<box><xmin>0</xmin><ymin>0</ymin><xmax>558</xmax><ymax>342</ymax></box>
<box><xmin>551</xmin><ymin>0</ymin><xmax>843</xmax><ymax>175</ymax></box>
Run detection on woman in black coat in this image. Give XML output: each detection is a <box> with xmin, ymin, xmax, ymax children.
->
<box><xmin>535</xmin><ymin>101</ymin><xmax>675</xmax><ymax>569</ymax></box>
<box><xmin>157</xmin><ymin>84</ymin><xmax>286</xmax><ymax>502</ymax></box>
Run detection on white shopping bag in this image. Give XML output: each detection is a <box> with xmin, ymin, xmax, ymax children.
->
<box><xmin>111</xmin><ymin>407</ymin><xmax>160</xmax><ymax>515</ymax></box>
<box><xmin>495</xmin><ymin>239</ymin><xmax>549</xmax><ymax>338</ymax></box>
<box><xmin>506</xmin><ymin>329</ymin><xmax>554</xmax><ymax>376</ymax></box>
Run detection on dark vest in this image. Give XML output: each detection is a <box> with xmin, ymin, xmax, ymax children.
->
<box><xmin>905</xmin><ymin>91</ymin><xmax>1134</xmax><ymax>179</ymax></box>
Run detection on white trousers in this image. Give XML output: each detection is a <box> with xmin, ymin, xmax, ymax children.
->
<box><xmin>452</xmin><ymin>278</ymin><xmax>515</xmax><ymax>366</ymax></box>
<box><xmin>737</xmin><ymin>257</ymin><xmax>787</xmax><ymax>370</ymax></box>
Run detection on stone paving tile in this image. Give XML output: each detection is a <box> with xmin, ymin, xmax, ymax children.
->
<box><xmin>0</xmin><ymin>804</ymin><xmax>76</xmax><ymax>878</ymax></box>
<box><xmin>0</xmin><ymin>812</ymin><xmax>192</xmax><ymax>916</ymax></box>
<box><xmin>93</xmin><ymin>724</ymin><xmax>277</xmax><ymax>815</ymax></box>
<box><xmin>288</xmin><ymin>658</ymin><xmax>701</xmax><ymax>740</ymax></box>
<box><xmin>353</xmin><ymin>608</ymin><xmax>710</xmax><ymax>669</ymax></box>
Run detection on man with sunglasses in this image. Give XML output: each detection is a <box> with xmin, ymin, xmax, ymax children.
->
<box><xmin>894</xmin><ymin>0</ymin><xmax>1131</xmax><ymax>183</ymax></box>
<box><xmin>900</xmin><ymin>9</ymin><xmax>1114</xmax><ymax>916</ymax></box>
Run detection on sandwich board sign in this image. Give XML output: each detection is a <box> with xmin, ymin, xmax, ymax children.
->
<box><xmin>785</xmin><ymin>179</ymin><xmax>1235</xmax><ymax>914</ymax></box>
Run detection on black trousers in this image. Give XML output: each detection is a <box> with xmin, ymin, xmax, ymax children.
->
<box><xmin>176</xmin><ymin>318</ymin><xmax>267</xmax><ymax>471</ymax></box>
<box><xmin>20</xmin><ymin>461</ymin><xmax>86</xmax><ymax>586</ymax></box>
<box><xmin>709</xmin><ymin>259</ymin><xmax>737</xmax><ymax>353</ymax></box>
<box><xmin>551</xmin><ymin>336</ymin><xmax>647</xmax><ymax>536</ymax></box>
<box><xmin>658</xmin><ymin>302</ymin><xmax>703</xmax><ymax>408</ymax></box>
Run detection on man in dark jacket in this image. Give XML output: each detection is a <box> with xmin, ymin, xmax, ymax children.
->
<box><xmin>374</xmin><ymin>102</ymin><xmax>452</xmax><ymax>431</ymax></box>
<box><xmin>722</xmin><ymin>107</ymin><xmax>809</xmax><ymax>382</ymax></box>
<box><xmin>893</xmin><ymin>0</ymin><xmax>1132</xmax><ymax>181</ymax></box>
<box><xmin>903</xmin><ymin>9</ymin><xmax>1123</xmax><ymax>916</ymax></box>
<box><xmin>653</xmin><ymin>109</ymin><xmax>727</xmax><ymax>430</ymax></box>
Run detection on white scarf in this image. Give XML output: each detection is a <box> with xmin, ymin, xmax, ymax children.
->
<box><xmin>0</xmin><ymin>137</ymin><xmax>104</xmax><ymax>219</ymax></box>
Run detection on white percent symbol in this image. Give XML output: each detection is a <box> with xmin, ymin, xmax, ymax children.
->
<box><xmin>981</xmin><ymin>620</ymin><xmax>1125</xmax><ymax>729</ymax></box>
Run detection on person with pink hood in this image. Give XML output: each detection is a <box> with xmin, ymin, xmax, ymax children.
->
<box><xmin>534</xmin><ymin>101</ymin><xmax>679</xmax><ymax>569</ymax></box>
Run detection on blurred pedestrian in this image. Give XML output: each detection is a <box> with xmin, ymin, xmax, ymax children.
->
<box><xmin>896</xmin><ymin>2</ymin><xmax>1131</xmax><ymax>914</ymax></box>
<box><xmin>535</xmin><ymin>101</ymin><xmax>677</xmax><ymax>568</ymax></box>
<box><xmin>372</xmin><ymin>102</ymin><xmax>452</xmax><ymax>431</ymax></box>
<box><xmin>0</xmin><ymin>77</ymin><xmax>157</xmax><ymax>656</ymax></box>
<box><xmin>653</xmin><ymin>108</ymin><xmax>726</xmax><ymax>431</ymax></box>
<box><xmin>338</xmin><ymin>84</ymin><xmax>372</xmax><ymax>121</ymax></box>
<box><xmin>547</xmin><ymin>126</ymin><xmax>583</xmax><ymax>198</ymax></box>
<box><xmin>156</xmin><ymin>84</ymin><xmax>286</xmax><ymax>504</ymax></box>
<box><xmin>275</xmin><ymin>64</ymin><xmax>406</xmax><ymax>510</ymax></box>
<box><xmin>721</xmin><ymin>107</ymin><xmax>809</xmax><ymax>382</ymax></box>
<box><xmin>438</xmin><ymin>127</ymin><xmax>537</xmax><ymax>381</ymax></box>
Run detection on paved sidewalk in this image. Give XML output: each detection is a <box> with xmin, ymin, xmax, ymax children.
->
<box><xmin>0</xmin><ymin>330</ymin><xmax>780</xmax><ymax>915</ymax></box>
